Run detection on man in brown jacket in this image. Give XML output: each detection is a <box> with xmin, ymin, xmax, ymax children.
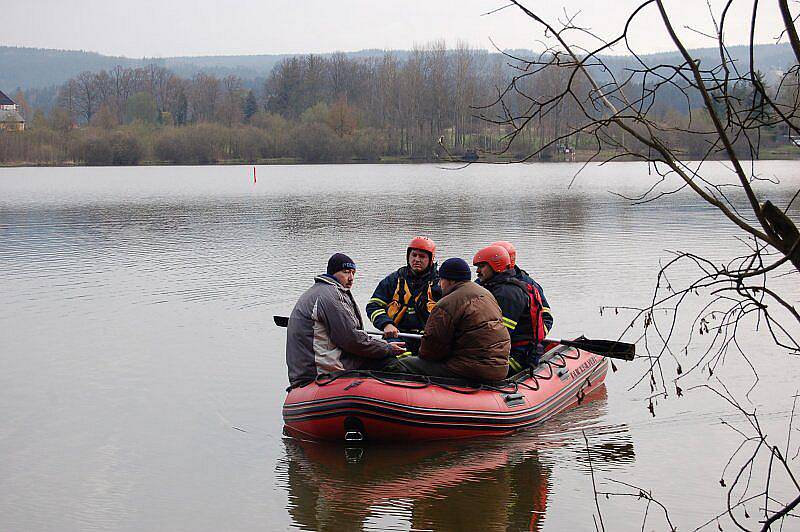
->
<box><xmin>383</xmin><ymin>257</ymin><xmax>510</xmax><ymax>381</ymax></box>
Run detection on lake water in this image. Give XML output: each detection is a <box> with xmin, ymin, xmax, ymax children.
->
<box><xmin>1</xmin><ymin>162</ymin><xmax>799</xmax><ymax>531</ymax></box>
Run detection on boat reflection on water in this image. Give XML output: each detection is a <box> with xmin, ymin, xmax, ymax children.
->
<box><xmin>277</xmin><ymin>387</ymin><xmax>635</xmax><ymax>531</ymax></box>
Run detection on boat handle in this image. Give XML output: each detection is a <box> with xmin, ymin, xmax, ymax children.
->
<box><xmin>345</xmin><ymin>431</ymin><xmax>364</xmax><ymax>442</ymax></box>
<box><xmin>503</xmin><ymin>393</ymin><xmax>526</xmax><ymax>407</ymax></box>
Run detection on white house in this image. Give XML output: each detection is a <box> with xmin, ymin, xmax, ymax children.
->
<box><xmin>0</xmin><ymin>90</ymin><xmax>25</xmax><ymax>132</ymax></box>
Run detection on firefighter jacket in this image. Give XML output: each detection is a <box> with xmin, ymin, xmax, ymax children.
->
<box><xmin>481</xmin><ymin>270</ymin><xmax>546</xmax><ymax>347</ymax></box>
<box><xmin>514</xmin><ymin>265</ymin><xmax>554</xmax><ymax>334</ymax></box>
<box><xmin>367</xmin><ymin>265</ymin><xmax>441</xmax><ymax>333</ymax></box>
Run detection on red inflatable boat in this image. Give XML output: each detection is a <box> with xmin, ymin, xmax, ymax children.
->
<box><xmin>283</xmin><ymin>341</ymin><xmax>610</xmax><ymax>442</ymax></box>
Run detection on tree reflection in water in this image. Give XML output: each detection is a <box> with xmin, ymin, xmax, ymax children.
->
<box><xmin>278</xmin><ymin>387</ymin><xmax>635</xmax><ymax>531</ymax></box>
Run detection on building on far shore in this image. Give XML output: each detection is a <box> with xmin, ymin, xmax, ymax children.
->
<box><xmin>0</xmin><ymin>90</ymin><xmax>25</xmax><ymax>132</ymax></box>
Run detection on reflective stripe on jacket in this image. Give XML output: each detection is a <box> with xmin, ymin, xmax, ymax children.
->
<box><xmin>482</xmin><ymin>270</ymin><xmax>546</xmax><ymax>347</ymax></box>
<box><xmin>366</xmin><ymin>265</ymin><xmax>440</xmax><ymax>333</ymax></box>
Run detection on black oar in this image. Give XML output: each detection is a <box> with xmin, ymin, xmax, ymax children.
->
<box><xmin>273</xmin><ymin>315</ymin><xmax>422</xmax><ymax>340</ymax></box>
<box><xmin>275</xmin><ymin>315</ymin><xmax>634</xmax><ymax>360</ymax></box>
<box><xmin>544</xmin><ymin>337</ymin><xmax>635</xmax><ymax>361</ymax></box>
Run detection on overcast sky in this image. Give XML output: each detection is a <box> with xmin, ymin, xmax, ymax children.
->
<box><xmin>2</xmin><ymin>0</ymin><xmax>789</xmax><ymax>58</ymax></box>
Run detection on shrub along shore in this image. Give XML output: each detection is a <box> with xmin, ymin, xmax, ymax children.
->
<box><xmin>3</xmin><ymin>46</ymin><xmax>799</xmax><ymax>166</ymax></box>
<box><xmin>1</xmin><ymin>117</ymin><xmax>797</xmax><ymax>168</ymax></box>
<box><xmin>0</xmin><ymin>111</ymin><xmax>410</xmax><ymax>167</ymax></box>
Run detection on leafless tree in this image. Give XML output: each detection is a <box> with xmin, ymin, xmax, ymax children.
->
<box><xmin>73</xmin><ymin>71</ymin><xmax>99</xmax><ymax>123</ymax></box>
<box><xmin>54</xmin><ymin>81</ymin><xmax>78</xmax><ymax>129</ymax></box>
<box><xmin>217</xmin><ymin>75</ymin><xmax>245</xmax><ymax>126</ymax></box>
<box><xmin>109</xmin><ymin>65</ymin><xmax>135</xmax><ymax>123</ymax></box>
<box><xmin>482</xmin><ymin>1</ymin><xmax>799</xmax><ymax>529</ymax></box>
<box><xmin>188</xmin><ymin>72</ymin><xmax>220</xmax><ymax>123</ymax></box>
<box><xmin>143</xmin><ymin>64</ymin><xmax>173</xmax><ymax>113</ymax></box>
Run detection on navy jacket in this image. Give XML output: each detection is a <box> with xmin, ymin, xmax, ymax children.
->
<box><xmin>367</xmin><ymin>265</ymin><xmax>440</xmax><ymax>333</ymax></box>
<box><xmin>481</xmin><ymin>270</ymin><xmax>534</xmax><ymax>345</ymax></box>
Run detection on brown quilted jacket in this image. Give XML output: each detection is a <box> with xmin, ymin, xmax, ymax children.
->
<box><xmin>419</xmin><ymin>281</ymin><xmax>510</xmax><ymax>381</ymax></box>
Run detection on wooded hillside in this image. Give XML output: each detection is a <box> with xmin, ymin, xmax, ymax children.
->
<box><xmin>1</xmin><ymin>43</ymin><xmax>797</xmax><ymax>165</ymax></box>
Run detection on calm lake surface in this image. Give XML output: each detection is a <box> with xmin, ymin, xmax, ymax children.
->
<box><xmin>1</xmin><ymin>162</ymin><xmax>799</xmax><ymax>531</ymax></box>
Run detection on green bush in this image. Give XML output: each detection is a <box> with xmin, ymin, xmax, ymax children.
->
<box><xmin>293</xmin><ymin>121</ymin><xmax>343</xmax><ymax>162</ymax></box>
<box><xmin>126</xmin><ymin>92</ymin><xmax>158</xmax><ymax>124</ymax></box>
<box><xmin>154</xmin><ymin>128</ymin><xmax>188</xmax><ymax>163</ymax></box>
<box><xmin>351</xmin><ymin>128</ymin><xmax>386</xmax><ymax>161</ymax></box>
<box><xmin>188</xmin><ymin>124</ymin><xmax>226</xmax><ymax>163</ymax></box>
<box><xmin>232</xmin><ymin>126</ymin><xmax>268</xmax><ymax>162</ymax></box>
<box><xmin>110</xmin><ymin>131</ymin><xmax>143</xmax><ymax>165</ymax></box>
<box><xmin>250</xmin><ymin>112</ymin><xmax>291</xmax><ymax>157</ymax></box>
<box><xmin>79</xmin><ymin>133</ymin><xmax>114</xmax><ymax>165</ymax></box>
<box><xmin>153</xmin><ymin>124</ymin><xmax>227</xmax><ymax>164</ymax></box>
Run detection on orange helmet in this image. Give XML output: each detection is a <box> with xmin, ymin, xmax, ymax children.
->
<box><xmin>473</xmin><ymin>245</ymin><xmax>511</xmax><ymax>273</ymax></box>
<box><xmin>407</xmin><ymin>236</ymin><xmax>436</xmax><ymax>260</ymax></box>
<box><xmin>491</xmin><ymin>241</ymin><xmax>517</xmax><ymax>267</ymax></box>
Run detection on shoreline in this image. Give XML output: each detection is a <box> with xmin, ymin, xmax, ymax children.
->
<box><xmin>2</xmin><ymin>149</ymin><xmax>799</xmax><ymax>168</ymax></box>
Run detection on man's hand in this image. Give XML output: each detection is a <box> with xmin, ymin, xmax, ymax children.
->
<box><xmin>388</xmin><ymin>342</ymin><xmax>407</xmax><ymax>356</ymax></box>
<box><xmin>383</xmin><ymin>323</ymin><xmax>400</xmax><ymax>338</ymax></box>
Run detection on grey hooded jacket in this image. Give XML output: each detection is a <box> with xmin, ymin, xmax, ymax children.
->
<box><xmin>286</xmin><ymin>274</ymin><xmax>393</xmax><ymax>386</ymax></box>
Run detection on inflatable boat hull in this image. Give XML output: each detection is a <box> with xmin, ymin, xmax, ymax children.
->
<box><xmin>283</xmin><ymin>343</ymin><xmax>609</xmax><ymax>442</ymax></box>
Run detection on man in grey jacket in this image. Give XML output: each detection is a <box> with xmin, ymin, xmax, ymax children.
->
<box><xmin>286</xmin><ymin>253</ymin><xmax>406</xmax><ymax>387</ymax></box>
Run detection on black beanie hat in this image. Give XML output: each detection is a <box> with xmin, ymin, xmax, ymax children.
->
<box><xmin>439</xmin><ymin>257</ymin><xmax>471</xmax><ymax>281</ymax></box>
<box><xmin>327</xmin><ymin>253</ymin><xmax>357</xmax><ymax>275</ymax></box>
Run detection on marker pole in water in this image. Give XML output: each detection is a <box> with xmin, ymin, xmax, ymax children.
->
<box><xmin>253</xmin><ymin>166</ymin><xmax>257</xmax><ymax>184</ymax></box>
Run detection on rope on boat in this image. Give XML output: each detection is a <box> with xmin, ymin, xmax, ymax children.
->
<box><xmin>515</xmin><ymin>348</ymin><xmax>577</xmax><ymax>391</ymax></box>
<box><xmin>310</xmin><ymin>345</ymin><xmax>583</xmax><ymax>395</ymax></box>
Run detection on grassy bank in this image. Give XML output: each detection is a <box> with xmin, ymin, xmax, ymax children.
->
<box><xmin>2</xmin><ymin>119</ymin><xmax>798</xmax><ymax>168</ymax></box>
<box><xmin>3</xmin><ymin>148</ymin><xmax>798</xmax><ymax>168</ymax></box>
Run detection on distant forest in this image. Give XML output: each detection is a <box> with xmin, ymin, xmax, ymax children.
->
<box><xmin>0</xmin><ymin>43</ymin><xmax>798</xmax><ymax>165</ymax></box>
<box><xmin>1</xmin><ymin>43</ymin><xmax>794</xmax><ymax>92</ymax></box>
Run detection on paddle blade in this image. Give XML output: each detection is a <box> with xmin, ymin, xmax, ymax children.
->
<box><xmin>553</xmin><ymin>338</ymin><xmax>636</xmax><ymax>361</ymax></box>
<box><xmin>273</xmin><ymin>315</ymin><xmax>289</xmax><ymax>328</ymax></box>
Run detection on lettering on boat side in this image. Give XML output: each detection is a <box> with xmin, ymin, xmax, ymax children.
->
<box><xmin>568</xmin><ymin>356</ymin><xmax>599</xmax><ymax>382</ymax></box>
<box><xmin>343</xmin><ymin>380</ymin><xmax>363</xmax><ymax>391</ymax></box>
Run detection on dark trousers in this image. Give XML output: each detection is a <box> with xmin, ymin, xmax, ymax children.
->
<box><xmin>382</xmin><ymin>356</ymin><xmax>460</xmax><ymax>378</ymax></box>
<box><xmin>509</xmin><ymin>343</ymin><xmax>543</xmax><ymax>376</ymax></box>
